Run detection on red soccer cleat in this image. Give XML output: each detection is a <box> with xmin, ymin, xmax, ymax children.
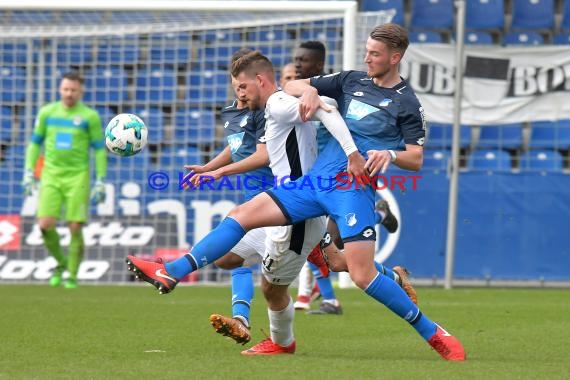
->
<box><xmin>126</xmin><ymin>255</ymin><xmax>178</xmax><ymax>294</ymax></box>
<box><xmin>241</xmin><ymin>338</ymin><xmax>296</xmax><ymax>355</ymax></box>
<box><xmin>428</xmin><ymin>324</ymin><xmax>466</xmax><ymax>361</ymax></box>
<box><xmin>306</xmin><ymin>244</ymin><xmax>329</xmax><ymax>278</ymax></box>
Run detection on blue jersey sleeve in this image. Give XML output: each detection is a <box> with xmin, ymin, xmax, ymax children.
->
<box><xmin>252</xmin><ymin>110</ymin><xmax>267</xmax><ymax>144</ymax></box>
<box><xmin>309</xmin><ymin>71</ymin><xmax>349</xmax><ymax>99</ymax></box>
<box><xmin>397</xmin><ymin>86</ymin><xmax>427</xmax><ymax>146</ymax></box>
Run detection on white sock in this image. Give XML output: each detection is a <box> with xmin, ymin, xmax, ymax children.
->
<box><xmin>296</xmin><ymin>262</ymin><xmax>314</xmax><ymax>298</ymax></box>
<box><xmin>268</xmin><ymin>297</ymin><xmax>295</xmax><ymax>347</ymax></box>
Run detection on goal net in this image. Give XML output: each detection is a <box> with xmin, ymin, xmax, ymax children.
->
<box><xmin>0</xmin><ymin>1</ymin><xmax>397</xmax><ymax>285</ymax></box>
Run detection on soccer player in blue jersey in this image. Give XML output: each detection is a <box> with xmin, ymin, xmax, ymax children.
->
<box><xmin>127</xmin><ymin>24</ymin><xmax>465</xmax><ymax>360</ymax></box>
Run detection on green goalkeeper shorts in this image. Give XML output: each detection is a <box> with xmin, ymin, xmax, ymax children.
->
<box><xmin>37</xmin><ymin>170</ymin><xmax>90</xmax><ymax>222</ymax></box>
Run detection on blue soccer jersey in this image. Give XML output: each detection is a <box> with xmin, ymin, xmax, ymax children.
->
<box><xmin>309</xmin><ymin>71</ymin><xmax>426</xmax><ymax>177</ymax></box>
<box><xmin>221</xmin><ymin>100</ymin><xmax>274</xmax><ymax>200</ymax></box>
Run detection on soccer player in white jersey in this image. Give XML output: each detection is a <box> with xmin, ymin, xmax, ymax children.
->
<box><xmin>127</xmin><ymin>28</ymin><xmax>465</xmax><ymax>360</ymax></box>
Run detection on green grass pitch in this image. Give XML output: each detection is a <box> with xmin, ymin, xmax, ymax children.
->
<box><xmin>1</xmin><ymin>285</ymin><xmax>569</xmax><ymax>379</ymax></box>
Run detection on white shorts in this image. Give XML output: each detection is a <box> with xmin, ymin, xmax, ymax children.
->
<box><xmin>261</xmin><ymin>216</ymin><xmax>326</xmax><ymax>285</ymax></box>
<box><xmin>230</xmin><ymin>227</ymin><xmax>265</xmax><ymax>267</ymax></box>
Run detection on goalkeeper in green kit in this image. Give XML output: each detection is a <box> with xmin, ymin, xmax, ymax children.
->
<box><xmin>23</xmin><ymin>72</ymin><xmax>107</xmax><ymax>289</ymax></box>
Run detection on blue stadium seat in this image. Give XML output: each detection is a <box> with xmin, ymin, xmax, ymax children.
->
<box><xmin>477</xmin><ymin>123</ymin><xmax>524</xmax><ymax>150</ymax></box>
<box><xmin>248</xmin><ymin>28</ymin><xmax>289</xmax><ymax>42</ymax></box>
<box><xmin>199</xmin><ymin>46</ymin><xmax>234</xmax><ymax>69</ymax></box>
<box><xmin>510</xmin><ymin>0</ymin><xmax>555</xmax><ymax>30</ymax></box>
<box><xmin>520</xmin><ymin>150</ymin><xmax>564</xmax><ymax>172</ymax></box>
<box><xmin>135</xmin><ymin>67</ymin><xmax>178</xmax><ymax>103</ymax></box>
<box><xmin>258</xmin><ymin>45</ymin><xmax>292</xmax><ymax>67</ymax></box>
<box><xmin>562</xmin><ymin>1</ymin><xmax>570</xmax><ymax>31</ymax></box>
<box><xmin>1</xmin><ymin>42</ymin><xmax>28</xmax><ymax>65</ymax></box>
<box><xmin>36</xmin><ymin>66</ymin><xmax>68</xmax><ymax>103</ymax></box>
<box><xmin>199</xmin><ymin>30</ymin><xmax>242</xmax><ymax>44</ymax></box>
<box><xmin>83</xmin><ymin>67</ymin><xmax>129</xmax><ymax>104</ymax></box>
<box><xmin>427</xmin><ymin>123</ymin><xmax>471</xmax><ymax>149</ymax></box>
<box><xmin>553</xmin><ymin>33</ymin><xmax>570</xmax><ymax>45</ymax></box>
<box><xmin>300</xmin><ymin>28</ymin><xmax>341</xmax><ymax>43</ymax></box>
<box><xmin>464</xmin><ymin>31</ymin><xmax>494</xmax><ymax>45</ymax></box>
<box><xmin>1</xmin><ymin>66</ymin><xmax>26</xmax><ymax>103</ymax></box>
<box><xmin>502</xmin><ymin>31</ymin><xmax>544</xmax><ymax>45</ymax></box>
<box><xmin>360</xmin><ymin>0</ymin><xmax>405</xmax><ymax>25</ymax></box>
<box><xmin>423</xmin><ymin>149</ymin><xmax>450</xmax><ymax>171</ymax></box>
<box><xmin>55</xmin><ymin>41</ymin><xmax>93</xmax><ymax>65</ymax></box>
<box><xmin>158</xmin><ymin>145</ymin><xmax>203</xmax><ymax>169</ymax></box>
<box><xmin>96</xmin><ymin>36</ymin><xmax>140</xmax><ymax>65</ymax></box>
<box><xmin>409</xmin><ymin>31</ymin><xmax>443</xmax><ymax>43</ymax></box>
<box><xmin>186</xmin><ymin>70</ymin><xmax>229</xmax><ymax>106</ymax></box>
<box><xmin>467</xmin><ymin>149</ymin><xmax>512</xmax><ymax>171</ymax></box>
<box><xmin>95</xmin><ymin>106</ymin><xmax>115</xmax><ymax>127</ymax></box>
<box><xmin>10</xmin><ymin>11</ymin><xmax>56</xmax><ymax>25</ymax></box>
<box><xmin>149</xmin><ymin>45</ymin><xmax>190</xmax><ymax>65</ymax></box>
<box><xmin>132</xmin><ymin>107</ymin><xmax>165</xmax><ymax>144</ymax></box>
<box><xmin>59</xmin><ymin>11</ymin><xmax>105</xmax><ymax>25</ymax></box>
<box><xmin>529</xmin><ymin>120</ymin><xmax>570</xmax><ymax>149</ymax></box>
<box><xmin>465</xmin><ymin>0</ymin><xmax>504</xmax><ymax>30</ymax></box>
<box><xmin>410</xmin><ymin>0</ymin><xmax>454</xmax><ymax>29</ymax></box>
<box><xmin>1</xmin><ymin>107</ymin><xmax>12</xmax><ymax>143</ymax></box>
<box><xmin>173</xmin><ymin>108</ymin><xmax>216</xmax><ymax>144</ymax></box>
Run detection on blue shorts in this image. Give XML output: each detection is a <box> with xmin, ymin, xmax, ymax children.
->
<box><xmin>267</xmin><ymin>174</ymin><xmax>377</xmax><ymax>242</ymax></box>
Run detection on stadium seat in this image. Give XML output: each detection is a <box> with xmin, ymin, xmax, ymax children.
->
<box><xmin>1</xmin><ymin>42</ymin><xmax>28</xmax><ymax>65</ymax></box>
<box><xmin>423</xmin><ymin>149</ymin><xmax>450</xmax><ymax>171</ymax></box>
<box><xmin>148</xmin><ymin>32</ymin><xmax>191</xmax><ymax>65</ymax></box>
<box><xmin>464</xmin><ymin>31</ymin><xmax>494</xmax><ymax>45</ymax></box>
<box><xmin>427</xmin><ymin>123</ymin><xmax>471</xmax><ymax>149</ymax></box>
<box><xmin>553</xmin><ymin>33</ymin><xmax>570</xmax><ymax>45</ymax></box>
<box><xmin>186</xmin><ymin>70</ymin><xmax>229</xmax><ymax>106</ymax></box>
<box><xmin>158</xmin><ymin>145</ymin><xmax>203</xmax><ymax>169</ymax></box>
<box><xmin>409</xmin><ymin>31</ymin><xmax>443</xmax><ymax>43</ymax></box>
<box><xmin>410</xmin><ymin>0</ymin><xmax>454</xmax><ymax>30</ymax></box>
<box><xmin>467</xmin><ymin>149</ymin><xmax>512</xmax><ymax>171</ymax></box>
<box><xmin>510</xmin><ymin>0</ymin><xmax>555</xmax><ymax>31</ymax></box>
<box><xmin>360</xmin><ymin>0</ymin><xmax>405</xmax><ymax>26</ymax></box>
<box><xmin>199</xmin><ymin>30</ymin><xmax>243</xmax><ymax>44</ymax></box>
<box><xmin>502</xmin><ymin>31</ymin><xmax>544</xmax><ymax>45</ymax></box>
<box><xmin>465</xmin><ymin>0</ymin><xmax>505</xmax><ymax>30</ymax></box>
<box><xmin>259</xmin><ymin>45</ymin><xmax>292</xmax><ymax>68</ymax></box>
<box><xmin>300</xmin><ymin>28</ymin><xmax>341</xmax><ymax>43</ymax></box>
<box><xmin>83</xmin><ymin>67</ymin><xmax>129</xmax><ymax>104</ymax></box>
<box><xmin>200</xmin><ymin>46</ymin><xmax>234</xmax><ymax>69</ymax></box>
<box><xmin>562</xmin><ymin>1</ymin><xmax>570</xmax><ymax>31</ymax></box>
<box><xmin>477</xmin><ymin>123</ymin><xmax>524</xmax><ymax>150</ymax></box>
<box><xmin>135</xmin><ymin>67</ymin><xmax>178</xmax><ymax>103</ymax></box>
<box><xmin>248</xmin><ymin>28</ymin><xmax>289</xmax><ymax>42</ymax></box>
<box><xmin>10</xmin><ymin>11</ymin><xmax>56</xmax><ymax>25</ymax></box>
<box><xmin>1</xmin><ymin>107</ymin><xmax>12</xmax><ymax>143</ymax></box>
<box><xmin>132</xmin><ymin>107</ymin><xmax>165</xmax><ymax>144</ymax></box>
<box><xmin>1</xmin><ymin>66</ymin><xmax>26</xmax><ymax>103</ymax></box>
<box><xmin>59</xmin><ymin>11</ymin><xmax>104</xmax><ymax>25</ymax></box>
<box><xmin>95</xmin><ymin>106</ymin><xmax>115</xmax><ymax>128</ymax></box>
<box><xmin>96</xmin><ymin>36</ymin><xmax>140</xmax><ymax>65</ymax></box>
<box><xmin>520</xmin><ymin>150</ymin><xmax>564</xmax><ymax>172</ymax></box>
<box><xmin>529</xmin><ymin>120</ymin><xmax>570</xmax><ymax>149</ymax></box>
<box><xmin>55</xmin><ymin>41</ymin><xmax>93</xmax><ymax>65</ymax></box>
<box><xmin>173</xmin><ymin>108</ymin><xmax>216</xmax><ymax>145</ymax></box>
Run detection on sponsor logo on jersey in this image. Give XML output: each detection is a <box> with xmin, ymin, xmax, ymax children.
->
<box><xmin>417</xmin><ymin>137</ymin><xmax>425</xmax><ymax>146</ymax></box>
<box><xmin>353</xmin><ymin>91</ymin><xmax>364</xmax><ymax>97</ymax></box>
<box><xmin>227</xmin><ymin>132</ymin><xmax>245</xmax><ymax>153</ymax></box>
<box><xmin>223</xmin><ymin>121</ymin><xmax>229</xmax><ymax>129</ymax></box>
<box><xmin>346</xmin><ymin>99</ymin><xmax>378</xmax><ymax>120</ymax></box>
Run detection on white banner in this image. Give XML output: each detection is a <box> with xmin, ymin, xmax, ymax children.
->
<box><xmin>401</xmin><ymin>44</ymin><xmax>570</xmax><ymax>125</ymax></box>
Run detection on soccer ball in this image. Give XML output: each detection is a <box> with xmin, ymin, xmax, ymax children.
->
<box><xmin>105</xmin><ymin>113</ymin><xmax>148</xmax><ymax>157</ymax></box>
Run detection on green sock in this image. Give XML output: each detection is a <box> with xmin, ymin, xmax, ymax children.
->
<box><xmin>67</xmin><ymin>230</ymin><xmax>84</xmax><ymax>280</ymax></box>
<box><xmin>41</xmin><ymin>228</ymin><xmax>66</xmax><ymax>266</ymax></box>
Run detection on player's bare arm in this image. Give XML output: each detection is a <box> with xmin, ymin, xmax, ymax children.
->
<box><xmin>365</xmin><ymin>144</ymin><xmax>423</xmax><ymax>175</ymax></box>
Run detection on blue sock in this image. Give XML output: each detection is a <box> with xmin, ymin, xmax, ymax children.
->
<box><xmin>308</xmin><ymin>262</ymin><xmax>336</xmax><ymax>300</ymax></box>
<box><xmin>374</xmin><ymin>262</ymin><xmax>397</xmax><ymax>282</ymax></box>
<box><xmin>165</xmin><ymin>217</ymin><xmax>246</xmax><ymax>279</ymax></box>
<box><xmin>231</xmin><ymin>267</ymin><xmax>253</xmax><ymax>326</ymax></box>
<box><xmin>365</xmin><ymin>273</ymin><xmax>436</xmax><ymax>340</ymax></box>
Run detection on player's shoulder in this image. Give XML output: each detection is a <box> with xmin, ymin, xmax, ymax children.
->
<box><xmin>38</xmin><ymin>101</ymin><xmax>60</xmax><ymax>115</ymax></box>
<box><xmin>393</xmin><ymin>79</ymin><xmax>422</xmax><ymax>106</ymax></box>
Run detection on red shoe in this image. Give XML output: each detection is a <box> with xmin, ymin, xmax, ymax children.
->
<box><xmin>241</xmin><ymin>338</ymin><xmax>296</xmax><ymax>355</ymax></box>
<box><xmin>428</xmin><ymin>324</ymin><xmax>466</xmax><ymax>361</ymax></box>
<box><xmin>306</xmin><ymin>244</ymin><xmax>329</xmax><ymax>278</ymax></box>
<box><xmin>126</xmin><ymin>255</ymin><xmax>178</xmax><ymax>294</ymax></box>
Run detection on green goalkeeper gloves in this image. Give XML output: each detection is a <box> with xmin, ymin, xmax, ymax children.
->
<box><xmin>90</xmin><ymin>179</ymin><xmax>106</xmax><ymax>204</ymax></box>
<box><xmin>22</xmin><ymin>170</ymin><xmax>36</xmax><ymax>196</ymax></box>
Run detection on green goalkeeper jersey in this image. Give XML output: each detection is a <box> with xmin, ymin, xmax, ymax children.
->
<box><xmin>26</xmin><ymin>101</ymin><xmax>105</xmax><ymax>175</ymax></box>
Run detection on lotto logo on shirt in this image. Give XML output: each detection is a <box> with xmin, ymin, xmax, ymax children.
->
<box><xmin>0</xmin><ymin>215</ymin><xmax>21</xmax><ymax>250</ymax></box>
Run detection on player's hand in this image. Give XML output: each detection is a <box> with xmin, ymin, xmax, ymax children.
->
<box><xmin>22</xmin><ymin>170</ymin><xmax>36</xmax><ymax>196</ymax></box>
<box><xmin>90</xmin><ymin>179</ymin><xmax>106</xmax><ymax>204</ymax></box>
<box><xmin>364</xmin><ymin>150</ymin><xmax>392</xmax><ymax>176</ymax></box>
<box><xmin>182</xmin><ymin>170</ymin><xmax>220</xmax><ymax>190</ymax></box>
<box><xmin>346</xmin><ymin>151</ymin><xmax>368</xmax><ymax>185</ymax></box>
<box><xmin>183</xmin><ymin>164</ymin><xmax>207</xmax><ymax>174</ymax></box>
<box><xmin>298</xmin><ymin>89</ymin><xmax>330</xmax><ymax>122</ymax></box>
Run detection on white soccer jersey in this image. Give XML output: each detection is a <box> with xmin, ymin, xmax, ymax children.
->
<box><xmin>264</xmin><ymin>91</ymin><xmax>318</xmax><ymax>180</ymax></box>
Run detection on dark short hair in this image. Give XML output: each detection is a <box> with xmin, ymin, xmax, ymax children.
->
<box><xmin>299</xmin><ymin>40</ymin><xmax>326</xmax><ymax>62</ymax></box>
<box><xmin>230</xmin><ymin>51</ymin><xmax>274</xmax><ymax>78</ymax></box>
<box><xmin>61</xmin><ymin>72</ymin><xmax>84</xmax><ymax>84</ymax></box>
<box><xmin>369</xmin><ymin>23</ymin><xmax>409</xmax><ymax>55</ymax></box>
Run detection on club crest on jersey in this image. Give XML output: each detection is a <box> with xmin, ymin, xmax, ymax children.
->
<box><xmin>239</xmin><ymin>115</ymin><xmax>249</xmax><ymax>128</ymax></box>
<box><xmin>345</xmin><ymin>213</ymin><xmax>357</xmax><ymax>227</ymax></box>
<box><xmin>346</xmin><ymin>99</ymin><xmax>378</xmax><ymax>121</ymax></box>
<box><xmin>73</xmin><ymin>116</ymin><xmax>83</xmax><ymax>126</ymax></box>
<box><xmin>227</xmin><ymin>132</ymin><xmax>245</xmax><ymax>153</ymax></box>
<box><xmin>379</xmin><ymin>98</ymin><xmax>392</xmax><ymax>107</ymax></box>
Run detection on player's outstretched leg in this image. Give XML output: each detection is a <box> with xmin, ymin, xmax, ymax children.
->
<box><xmin>126</xmin><ymin>255</ymin><xmax>178</xmax><ymax>294</ymax></box>
<box><xmin>210</xmin><ymin>314</ymin><xmax>251</xmax><ymax>345</ymax></box>
<box><xmin>428</xmin><ymin>324</ymin><xmax>466</xmax><ymax>361</ymax></box>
